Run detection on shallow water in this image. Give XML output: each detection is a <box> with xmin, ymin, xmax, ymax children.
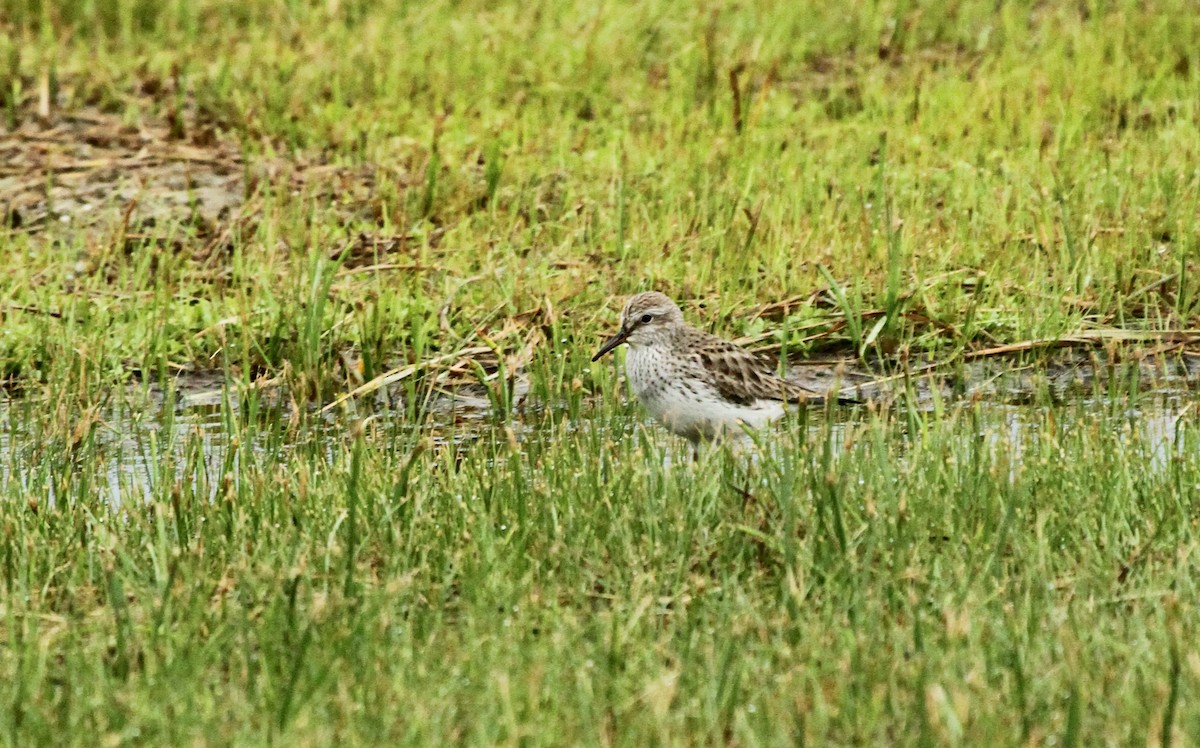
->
<box><xmin>0</xmin><ymin>351</ymin><xmax>1196</xmax><ymax>508</ymax></box>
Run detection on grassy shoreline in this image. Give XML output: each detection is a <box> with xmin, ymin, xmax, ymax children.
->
<box><xmin>3</xmin><ymin>0</ymin><xmax>1198</xmax><ymax>395</ymax></box>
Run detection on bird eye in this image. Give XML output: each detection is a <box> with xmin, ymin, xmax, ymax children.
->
<box><xmin>639</xmin><ymin>313</ymin><xmax>653</xmax><ymax>324</ymax></box>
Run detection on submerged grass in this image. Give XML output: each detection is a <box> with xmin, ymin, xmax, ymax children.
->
<box><xmin>1</xmin><ymin>0</ymin><xmax>1200</xmax><ymax>744</ymax></box>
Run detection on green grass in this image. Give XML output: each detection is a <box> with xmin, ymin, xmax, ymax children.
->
<box><xmin>3</xmin><ymin>386</ymin><xmax>1199</xmax><ymax>745</ymax></box>
<box><xmin>2</xmin><ymin>0</ymin><xmax>1200</xmax><ymax>744</ymax></box>
<box><xmin>1</xmin><ymin>0</ymin><xmax>1198</xmax><ymax>389</ymax></box>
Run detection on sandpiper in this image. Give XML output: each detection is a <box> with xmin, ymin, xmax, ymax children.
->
<box><xmin>592</xmin><ymin>291</ymin><xmax>839</xmax><ymax>448</ymax></box>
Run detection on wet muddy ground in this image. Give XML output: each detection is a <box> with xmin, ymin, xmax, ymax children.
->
<box><xmin>1</xmin><ymin>348</ymin><xmax>1196</xmax><ymax>507</ymax></box>
<box><xmin>4</xmin><ymin>102</ymin><xmax>1199</xmax><ymax>505</ymax></box>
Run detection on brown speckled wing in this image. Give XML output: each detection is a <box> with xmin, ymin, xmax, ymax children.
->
<box><xmin>692</xmin><ymin>336</ymin><xmax>813</xmax><ymax>405</ymax></box>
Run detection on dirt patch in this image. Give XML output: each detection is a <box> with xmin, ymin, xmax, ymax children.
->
<box><xmin>0</xmin><ymin>106</ymin><xmax>244</xmax><ymax>235</ymax></box>
<box><xmin>0</xmin><ymin>95</ymin><xmax>417</xmax><ymax>262</ymax></box>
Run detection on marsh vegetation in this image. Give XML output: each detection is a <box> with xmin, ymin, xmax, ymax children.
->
<box><xmin>1</xmin><ymin>1</ymin><xmax>1199</xmax><ymax>744</ymax></box>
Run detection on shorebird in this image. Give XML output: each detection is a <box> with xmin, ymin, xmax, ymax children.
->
<box><xmin>592</xmin><ymin>291</ymin><xmax>841</xmax><ymax>450</ymax></box>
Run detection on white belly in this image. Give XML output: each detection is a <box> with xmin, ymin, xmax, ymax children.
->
<box><xmin>624</xmin><ymin>346</ymin><xmax>786</xmax><ymax>442</ymax></box>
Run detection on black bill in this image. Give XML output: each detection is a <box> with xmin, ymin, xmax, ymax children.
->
<box><xmin>591</xmin><ymin>330</ymin><xmax>628</xmax><ymax>361</ymax></box>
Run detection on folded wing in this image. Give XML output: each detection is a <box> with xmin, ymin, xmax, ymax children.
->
<box><xmin>692</xmin><ymin>337</ymin><xmax>819</xmax><ymax>405</ymax></box>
